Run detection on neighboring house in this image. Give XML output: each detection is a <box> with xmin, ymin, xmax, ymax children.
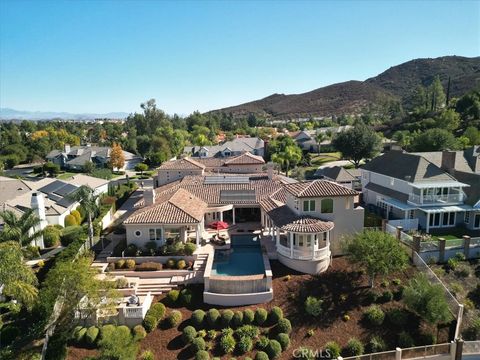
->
<box><xmin>314</xmin><ymin>166</ymin><xmax>361</xmax><ymax>190</ymax></box>
<box><xmin>186</xmin><ymin>137</ymin><xmax>265</xmax><ymax>158</ymax></box>
<box><xmin>155</xmin><ymin>152</ymin><xmax>266</xmax><ymax>187</ymax></box>
<box><xmin>46</xmin><ymin>144</ymin><xmax>142</xmax><ymax>171</ymax></box>
<box><xmin>294</xmin><ymin>130</ymin><xmax>319</xmax><ymax>152</ymax></box>
<box><xmin>124</xmin><ymin>170</ymin><xmax>364</xmax><ymax>275</ymax></box>
<box><xmin>361</xmin><ymin>151</ymin><xmax>475</xmax><ymax>233</ymax></box>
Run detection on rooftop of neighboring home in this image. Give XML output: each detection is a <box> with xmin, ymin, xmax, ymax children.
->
<box><xmin>411</xmin><ymin>146</ymin><xmax>480</xmax><ymax>174</ymax></box>
<box><xmin>314</xmin><ymin>166</ymin><xmax>360</xmax><ymax>183</ymax></box>
<box><xmin>186</xmin><ymin>137</ymin><xmax>264</xmax><ymax>157</ymax></box>
<box><xmin>158</xmin><ymin>152</ymin><xmax>265</xmax><ymax>171</ymax></box>
<box><xmin>46</xmin><ymin>144</ymin><xmax>139</xmax><ymax>162</ymax></box>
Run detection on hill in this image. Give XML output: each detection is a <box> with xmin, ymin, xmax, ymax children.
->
<box><xmin>209</xmin><ymin>56</ymin><xmax>480</xmax><ymax>119</ymax></box>
<box><xmin>0</xmin><ymin>108</ymin><xmax>129</xmax><ymax>121</ymax></box>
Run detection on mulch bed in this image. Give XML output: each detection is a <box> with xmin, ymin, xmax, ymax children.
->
<box><xmin>68</xmin><ymin>257</ymin><xmax>453</xmax><ymax>360</ymax></box>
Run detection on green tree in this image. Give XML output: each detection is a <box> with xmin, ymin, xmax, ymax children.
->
<box><xmin>410</xmin><ymin>128</ymin><xmax>460</xmax><ymax>151</ymax></box>
<box><xmin>68</xmin><ymin>186</ymin><xmax>99</xmax><ymax>248</ymax></box>
<box><xmin>464</xmin><ymin>126</ymin><xmax>480</xmax><ymax>145</ymax></box>
<box><xmin>429</xmin><ymin>76</ymin><xmax>446</xmax><ymax>111</ymax></box>
<box><xmin>135</xmin><ymin>163</ymin><xmax>149</xmax><ymax>175</ymax></box>
<box><xmin>83</xmin><ymin>161</ymin><xmax>95</xmax><ymax>174</ymax></box>
<box><xmin>0</xmin><ymin>241</ymin><xmax>38</xmax><ymax>310</ymax></box>
<box><xmin>0</xmin><ymin>209</ymin><xmax>44</xmax><ymax>247</ymax></box>
<box><xmin>98</xmin><ymin>325</ymin><xmax>139</xmax><ymax>360</ymax></box>
<box><xmin>271</xmin><ymin>145</ymin><xmax>302</xmax><ymax>177</ymax></box>
<box><xmin>43</xmin><ymin>162</ymin><xmax>60</xmax><ymax>177</ymax></box>
<box><xmin>434</xmin><ymin>109</ymin><xmax>460</xmax><ymax>131</ymax></box>
<box><xmin>331</xmin><ymin>123</ymin><xmax>382</xmax><ymax>168</ymax></box>
<box><xmin>344</xmin><ymin>230</ymin><xmax>408</xmax><ymax>287</ymax></box>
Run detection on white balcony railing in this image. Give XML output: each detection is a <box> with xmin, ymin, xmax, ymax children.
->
<box><xmin>277</xmin><ymin>244</ymin><xmax>330</xmax><ymax>261</ymax></box>
<box><xmin>408</xmin><ymin>193</ymin><xmax>463</xmax><ymax>205</ymax></box>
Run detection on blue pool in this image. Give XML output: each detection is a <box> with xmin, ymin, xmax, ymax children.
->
<box><xmin>211</xmin><ymin>234</ymin><xmax>265</xmax><ymax>276</ymax></box>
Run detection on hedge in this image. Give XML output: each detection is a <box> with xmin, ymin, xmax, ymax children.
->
<box><xmin>74</xmin><ymin>327</ymin><xmax>87</xmax><ymax>344</ymax></box>
<box><xmin>85</xmin><ymin>326</ymin><xmax>99</xmax><ymax>345</ymax></box>
<box><xmin>64</xmin><ymin>214</ymin><xmax>78</xmax><ymax>227</ymax></box>
<box><xmin>70</xmin><ymin>210</ymin><xmax>82</xmax><ymax>224</ymax></box>
<box><xmin>43</xmin><ymin>226</ymin><xmax>62</xmax><ymax>248</ymax></box>
<box><xmin>136</xmin><ymin>262</ymin><xmax>162</xmax><ymax>271</ymax></box>
<box><xmin>99</xmin><ymin>324</ymin><xmax>116</xmax><ymax>340</ymax></box>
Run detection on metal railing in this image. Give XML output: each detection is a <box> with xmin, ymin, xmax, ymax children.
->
<box><xmin>464</xmin><ymin>341</ymin><xmax>480</xmax><ymax>355</ymax></box>
<box><xmin>408</xmin><ymin>193</ymin><xmax>464</xmax><ymax>205</ymax></box>
<box><xmin>400</xmin><ymin>343</ymin><xmax>451</xmax><ymax>359</ymax></box>
<box><xmin>340</xmin><ymin>350</ymin><xmax>396</xmax><ymax>360</ymax></box>
<box><xmin>277</xmin><ymin>244</ymin><xmax>330</xmax><ymax>260</ymax></box>
<box><xmin>388</xmin><ymin>219</ymin><xmax>419</xmax><ymax>231</ymax></box>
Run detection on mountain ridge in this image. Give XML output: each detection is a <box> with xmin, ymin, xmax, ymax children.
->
<box><xmin>0</xmin><ymin>108</ymin><xmax>129</xmax><ymax>121</ymax></box>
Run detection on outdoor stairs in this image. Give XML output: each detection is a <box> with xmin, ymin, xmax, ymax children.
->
<box><xmin>136</xmin><ymin>278</ymin><xmax>177</xmax><ymax>296</ymax></box>
<box><xmin>193</xmin><ymin>253</ymin><xmax>209</xmax><ymax>272</ymax></box>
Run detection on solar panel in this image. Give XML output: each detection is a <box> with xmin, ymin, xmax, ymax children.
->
<box><xmin>38</xmin><ymin>180</ymin><xmax>65</xmax><ymax>194</ymax></box>
<box><xmin>54</xmin><ymin>183</ymin><xmax>78</xmax><ymax>196</ymax></box>
<box><xmin>220</xmin><ymin>190</ymin><xmax>256</xmax><ymax>202</ymax></box>
<box><xmin>47</xmin><ymin>193</ymin><xmax>62</xmax><ymax>202</ymax></box>
<box><xmin>57</xmin><ymin>197</ymin><xmax>75</xmax><ymax>208</ymax></box>
<box><xmin>204</xmin><ymin>176</ymin><xmax>250</xmax><ymax>184</ymax></box>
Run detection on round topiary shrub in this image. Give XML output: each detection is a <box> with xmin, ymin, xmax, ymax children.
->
<box><xmin>363</xmin><ymin>305</ymin><xmax>385</xmax><ymax>327</ymax></box>
<box><xmin>255</xmin><ymin>351</ymin><xmax>269</xmax><ymax>360</ymax></box>
<box><xmin>125</xmin><ymin>259</ymin><xmax>136</xmax><ymax>269</ymax></box>
<box><xmin>167</xmin><ymin>289</ymin><xmax>180</xmax><ymax>304</ymax></box>
<box><xmin>177</xmin><ymin>259</ymin><xmax>187</xmax><ymax>269</ymax></box>
<box><xmin>182</xmin><ymin>326</ymin><xmax>197</xmax><ymax>344</ymax></box>
<box><xmin>276</xmin><ymin>318</ymin><xmax>292</xmax><ymax>334</ymax></box>
<box><xmin>143</xmin><ymin>315</ymin><xmax>158</xmax><ymax>332</ymax></box>
<box><xmin>85</xmin><ymin>326</ymin><xmax>99</xmax><ymax>345</ymax></box>
<box><xmin>325</xmin><ymin>341</ymin><xmax>341</xmax><ymax>359</ymax></box>
<box><xmin>99</xmin><ymin>324</ymin><xmax>116</xmax><ymax>340</ymax></box>
<box><xmin>180</xmin><ymin>288</ymin><xmax>193</xmax><ymax>305</ymax></box>
<box><xmin>141</xmin><ymin>350</ymin><xmax>155</xmax><ymax>360</ymax></box>
<box><xmin>195</xmin><ymin>350</ymin><xmax>210</xmax><ymax>360</ymax></box>
<box><xmin>133</xmin><ymin>325</ymin><xmax>147</xmax><ymax>341</ymax></box>
<box><xmin>191</xmin><ymin>337</ymin><xmax>206</xmax><ymax>353</ymax></box>
<box><xmin>185</xmin><ymin>242</ymin><xmax>196</xmax><ymax>255</ymax></box>
<box><xmin>276</xmin><ymin>333</ymin><xmax>290</xmax><ymax>350</ymax></box>
<box><xmin>269</xmin><ymin>306</ymin><xmax>283</xmax><ymax>324</ymax></box>
<box><xmin>221</xmin><ymin>309</ymin><xmax>234</xmax><ymax>327</ymax></box>
<box><xmin>74</xmin><ymin>327</ymin><xmax>87</xmax><ymax>344</ymax></box>
<box><xmin>398</xmin><ymin>331</ymin><xmax>414</xmax><ymax>347</ymax></box>
<box><xmin>232</xmin><ymin>311</ymin><xmax>243</xmax><ymax>328</ymax></box>
<box><xmin>115</xmin><ymin>259</ymin><xmax>126</xmax><ymax>269</ymax></box>
<box><xmin>166</xmin><ymin>258</ymin><xmax>177</xmax><ymax>269</ymax></box>
<box><xmin>191</xmin><ymin>309</ymin><xmax>206</xmax><ymax>329</ymax></box>
<box><xmin>256</xmin><ymin>336</ymin><xmax>269</xmax><ymax>350</ymax></box>
<box><xmin>167</xmin><ymin>310</ymin><xmax>183</xmax><ymax>328</ymax></box>
<box><xmin>266</xmin><ymin>339</ymin><xmax>283</xmax><ymax>359</ymax></box>
<box><xmin>243</xmin><ymin>309</ymin><xmax>255</xmax><ymax>324</ymax></box>
<box><xmin>343</xmin><ymin>338</ymin><xmax>364</xmax><ymax>357</ymax></box>
<box><xmin>70</xmin><ymin>210</ymin><xmax>82</xmax><ymax>224</ymax></box>
<box><xmin>64</xmin><ymin>214</ymin><xmax>77</xmax><ymax>227</ymax></box>
<box><xmin>43</xmin><ymin>226</ymin><xmax>62</xmax><ymax>247</ymax></box>
<box><xmin>237</xmin><ymin>336</ymin><xmax>253</xmax><ymax>354</ymax></box>
<box><xmin>117</xmin><ymin>325</ymin><xmax>131</xmax><ymax>338</ymax></box>
<box><xmin>207</xmin><ymin>308</ymin><xmax>221</xmax><ymax>328</ymax></box>
<box><xmin>220</xmin><ymin>333</ymin><xmax>236</xmax><ymax>354</ymax></box>
<box><xmin>149</xmin><ymin>302</ymin><xmax>166</xmax><ymax>321</ymax></box>
<box><xmin>254</xmin><ymin>308</ymin><xmax>268</xmax><ymax>325</ymax></box>
<box><xmin>367</xmin><ymin>336</ymin><xmax>386</xmax><ymax>352</ymax></box>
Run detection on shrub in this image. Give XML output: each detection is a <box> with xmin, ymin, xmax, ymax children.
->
<box><xmin>149</xmin><ymin>302</ymin><xmax>166</xmax><ymax>321</ymax></box>
<box><xmin>325</xmin><ymin>341</ymin><xmax>341</xmax><ymax>358</ymax></box>
<box><xmin>167</xmin><ymin>310</ymin><xmax>183</xmax><ymax>328</ymax></box>
<box><xmin>182</xmin><ymin>326</ymin><xmax>197</xmax><ymax>345</ymax></box>
<box><xmin>221</xmin><ymin>309</ymin><xmax>234</xmax><ymax>327</ymax></box>
<box><xmin>191</xmin><ymin>337</ymin><xmax>206</xmax><ymax>353</ymax></box>
<box><xmin>454</xmin><ymin>264</ymin><xmax>471</xmax><ymax>278</ymax></box>
<box><xmin>363</xmin><ymin>305</ymin><xmax>385</xmax><ymax>326</ymax></box>
<box><xmin>386</xmin><ymin>308</ymin><xmax>409</xmax><ymax>327</ymax></box>
<box><xmin>363</xmin><ymin>290</ymin><xmax>378</xmax><ymax>305</ymax></box>
<box><xmin>232</xmin><ymin>311</ymin><xmax>244</xmax><ymax>328</ymax></box>
<box><xmin>381</xmin><ymin>280</ymin><xmax>390</xmax><ymax>287</ymax></box>
<box><xmin>447</xmin><ymin>258</ymin><xmax>458</xmax><ymax>271</ymax></box>
<box><xmin>379</xmin><ymin>290</ymin><xmax>393</xmax><ymax>302</ymax></box>
<box><xmin>141</xmin><ymin>350</ymin><xmax>155</xmax><ymax>360</ymax></box>
<box><xmin>220</xmin><ymin>333</ymin><xmax>236</xmax><ymax>354</ymax></box>
<box><xmin>235</xmin><ymin>325</ymin><xmax>260</xmax><ymax>339</ymax></box>
<box><xmin>74</xmin><ymin>327</ymin><xmax>87</xmax><ymax>344</ymax></box>
<box><xmin>276</xmin><ymin>333</ymin><xmax>290</xmax><ymax>350</ymax></box>
<box><xmin>125</xmin><ymin>244</ymin><xmax>140</xmax><ymax>257</ymax></box>
<box><xmin>243</xmin><ymin>309</ymin><xmax>255</xmax><ymax>324</ymax></box>
<box><xmin>207</xmin><ymin>330</ymin><xmax>217</xmax><ymax>340</ymax></box>
<box><xmin>393</xmin><ymin>278</ymin><xmax>402</xmax><ymax>285</ymax></box>
<box><xmin>307</xmin><ymin>329</ymin><xmax>315</xmax><ymax>337</ymax></box>
<box><xmin>85</xmin><ymin>326</ymin><xmax>99</xmax><ymax>345</ymax></box>
<box><xmin>43</xmin><ymin>226</ymin><xmax>62</xmax><ymax>247</ymax></box>
<box><xmin>305</xmin><ymin>296</ymin><xmax>323</xmax><ymax>316</ymax></box>
<box><xmin>398</xmin><ymin>331</ymin><xmax>415</xmax><ymax>347</ymax></box>
<box><xmin>143</xmin><ymin>315</ymin><xmax>158</xmax><ymax>332</ymax></box>
<box><xmin>191</xmin><ymin>309</ymin><xmax>206</xmax><ymax>329</ymax></box>
<box><xmin>70</xmin><ymin>210</ymin><xmax>82</xmax><ymax>224</ymax></box>
<box><xmin>255</xmin><ymin>308</ymin><xmax>268</xmax><ymax>325</ymax></box>
<box><xmin>167</xmin><ymin>289</ymin><xmax>180</xmax><ymax>304</ymax></box>
<box><xmin>197</xmin><ymin>329</ymin><xmax>207</xmax><ymax>338</ymax></box>
<box><xmin>180</xmin><ymin>288</ymin><xmax>193</xmax><ymax>305</ymax></box>
<box><xmin>255</xmin><ymin>351</ymin><xmax>269</xmax><ymax>360</ymax></box>
<box><xmin>195</xmin><ymin>350</ymin><xmax>210</xmax><ymax>360</ymax></box>
<box><xmin>367</xmin><ymin>336</ymin><xmax>386</xmax><ymax>352</ymax></box>
<box><xmin>136</xmin><ymin>262</ymin><xmax>162</xmax><ymax>271</ymax></box>
<box><xmin>207</xmin><ymin>308</ymin><xmax>221</xmax><ymax>328</ymax></box>
<box><xmin>266</xmin><ymin>339</ymin><xmax>283</xmax><ymax>359</ymax></box>
<box><xmin>64</xmin><ymin>214</ymin><xmax>78</xmax><ymax>227</ymax></box>
<box><xmin>125</xmin><ymin>259</ymin><xmax>136</xmax><ymax>269</ymax></box>
<box><xmin>463</xmin><ymin>318</ymin><xmax>480</xmax><ymax>340</ymax></box>
<box><xmin>115</xmin><ymin>259</ymin><xmax>126</xmax><ymax>269</ymax></box>
<box><xmin>177</xmin><ymin>259</ymin><xmax>187</xmax><ymax>269</ymax></box>
<box><xmin>166</xmin><ymin>258</ymin><xmax>177</xmax><ymax>269</ymax></box>
<box><xmin>256</xmin><ymin>336</ymin><xmax>270</xmax><ymax>350</ymax></box>
<box><xmin>419</xmin><ymin>332</ymin><xmax>437</xmax><ymax>345</ymax></box>
<box><xmin>237</xmin><ymin>336</ymin><xmax>253</xmax><ymax>354</ymax></box>
<box><xmin>133</xmin><ymin>325</ymin><xmax>147</xmax><ymax>341</ymax></box>
<box><xmin>455</xmin><ymin>252</ymin><xmax>466</xmax><ymax>261</ymax></box>
<box><xmin>185</xmin><ymin>242</ymin><xmax>196</xmax><ymax>255</ymax></box>
<box><xmin>269</xmin><ymin>306</ymin><xmax>283</xmax><ymax>324</ymax></box>
<box><xmin>60</xmin><ymin>225</ymin><xmax>85</xmax><ymax>245</ymax></box>
<box><xmin>99</xmin><ymin>324</ymin><xmax>116</xmax><ymax>340</ymax></box>
<box><xmin>115</xmin><ymin>277</ymin><xmax>129</xmax><ymax>288</ymax></box>
<box><xmin>343</xmin><ymin>338</ymin><xmax>364</xmax><ymax>357</ymax></box>
<box><xmin>343</xmin><ymin>314</ymin><xmax>350</xmax><ymax>321</ymax></box>
<box><xmin>276</xmin><ymin>318</ymin><xmax>292</xmax><ymax>334</ymax></box>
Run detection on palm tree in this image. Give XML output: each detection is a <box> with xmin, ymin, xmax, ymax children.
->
<box><xmin>68</xmin><ymin>185</ymin><xmax>99</xmax><ymax>248</ymax></box>
<box><xmin>0</xmin><ymin>209</ymin><xmax>45</xmax><ymax>247</ymax></box>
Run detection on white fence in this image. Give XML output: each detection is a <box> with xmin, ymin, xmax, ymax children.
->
<box><xmin>340</xmin><ymin>343</ymin><xmax>452</xmax><ymax>360</ymax></box>
<box><xmin>388</xmin><ymin>219</ymin><xmax>419</xmax><ymax>231</ymax></box>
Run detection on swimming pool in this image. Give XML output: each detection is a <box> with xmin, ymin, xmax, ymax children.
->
<box><xmin>211</xmin><ymin>234</ymin><xmax>265</xmax><ymax>276</ymax></box>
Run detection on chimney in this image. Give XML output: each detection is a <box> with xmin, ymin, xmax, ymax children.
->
<box><xmin>144</xmin><ymin>189</ymin><xmax>156</xmax><ymax>206</ymax></box>
<box><xmin>267</xmin><ymin>162</ymin><xmax>274</xmax><ymax>180</ymax></box>
<box><xmin>31</xmin><ymin>192</ymin><xmax>46</xmax><ymax>221</ymax></box>
<box><xmin>441</xmin><ymin>150</ymin><xmax>456</xmax><ymax>173</ymax></box>
<box><xmin>64</xmin><ymin>144</ymin><xmax>71</xmax><ymax>153</ymax></box>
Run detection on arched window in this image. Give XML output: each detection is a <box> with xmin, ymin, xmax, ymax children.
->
<box><xmin>321</xmin><ymin>198</ymin><xmax>333</xmax><ymax>213</ymax></box>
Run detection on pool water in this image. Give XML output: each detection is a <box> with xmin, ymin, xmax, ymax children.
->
<box><xmin>211</xmin><ymin>234</ymin><xmax>265</xmax><ymax>276</ymax></box>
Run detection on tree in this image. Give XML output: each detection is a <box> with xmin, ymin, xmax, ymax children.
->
<box><xmin>331</xmin><ymin>123</ymin><xmax>382</xmax><ymax>168</ymax></box>
<box><xmin>434</xmin><ymin>109</ymin><xmax>460</xmax><ymax>131</ymax></box>
<box><xmin>315</xmin><ymin>133</ymin><xmax>326</xmax><ymax>154</ymax></box>
<box><xmin>98</xmin><ymin>325</ymin><xmax>139</xmax><ymax>360</ymax></box>
<box><xmin>0</xmin><ymin>209</ymin><xmax>44</xmax><ymax>247</ymax></box>
<box><xmin>109</xmin><ymin>142</ymin><xmax>125</xmax><ymax>171</ymax></box>
<box><xmin>344</xmin><ymin>230</ymin><xmax>408</xmax><ymax>287</ymax></box>
<box><xmin>271</xmin><ymin>145</ymin><xmax>302</xmax><ymax>177</ymax></box>
<box><xmin>68</xmin><ymin>186</ymin><xmax>98</xmax><ymax>248</ymax></box>
<box><xmin>464</xmin><ymin>126</ymin><xmax>480</xmax><ymax>146</ymax></box>
<box><xmin>403</xmin><ymin>273</ymin><xmax>452</xmax><ymax>330</ymax></box>
<box><xmin>410</xmin><ymin>128</ymin><xmax>460</xmax><ymax>151</ymax></box>
<box><xmin>0</xmin><ymin>241</ymin><xmax>38</xmax><ymax>310</ymax></box>
<box><xmin>83</xmin><ymin>160</ymin><xmax>95</xmax><ymax>174</ymax></box>
<box><xmin>43</xmin><ymin>162</ymin><xmax>60</xmax><ymax>177</ymax></box>
<box><xmin>134</xmin><ymin>163</ymin><xmax>148</xmax><ymax>175</ymax></box>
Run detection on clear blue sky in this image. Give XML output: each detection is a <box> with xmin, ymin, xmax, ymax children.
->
<box><xmin>0</xmin><ymin>0</ymin><xmax>478</xmax><ymax>115</ymax></box>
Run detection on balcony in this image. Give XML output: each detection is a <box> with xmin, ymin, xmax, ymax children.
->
<box><xmin>408</xmin><ymin>193</ymin><xmax>464</xmax><ymax>206</ymax></box>
<box><xmin>277</xmin><ymin>244</ymin><xmax>330</xmax><ymax>261</ymax></box>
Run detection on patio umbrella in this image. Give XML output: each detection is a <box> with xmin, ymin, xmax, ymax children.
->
<box><xmin>210</xmin><ymin>221</ymin><xmax>229</xmax><ymax>230</ymax></box>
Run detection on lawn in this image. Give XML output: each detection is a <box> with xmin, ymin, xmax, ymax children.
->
<box><xmin>57</xmin><ymin>172</ymin><xmax>78</xmax><ymax>180</ymax></box>
<box><xmin>310</xmin><ymin>152</ymin><xmax>342</xmax><ymax>166</ymax></box>
<box><xmin>66</xmin><ymin>258</ymin><xmax>451</xmax><ymax>360</ymax></box>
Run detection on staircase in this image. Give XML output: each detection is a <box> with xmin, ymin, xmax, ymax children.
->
<box><xmin>136</xmin><ymin>278</ymin><xmax>176</xmax><ymax>296</ymax></box>
<box><xmin>193</xmin><ymin>253</ymin><xmax>209</xmax><ymax>272</ymax></box>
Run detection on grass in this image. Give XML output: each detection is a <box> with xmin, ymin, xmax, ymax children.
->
<box><xmin>56</xmin><ymin>172</ymin><xmax>78</xmax><ymax>180</ymax></box>
<box><xmin>310</xmin><ymin>152</ymin><xmax>342</xmax><ymax>166</ymax></box>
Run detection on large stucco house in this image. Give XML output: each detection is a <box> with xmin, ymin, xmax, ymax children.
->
<box><xmin>185</xmin><ymin>137</ymin><xmax>265</xmax><ymax>158</ymax></box>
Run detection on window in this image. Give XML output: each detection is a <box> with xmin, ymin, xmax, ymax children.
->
<box><xmin>465</xmin><ymin>212</ymin><xmax>470</xmax><ymax>224</ymax></box>
<box><xmin>442</xmin><ymin>212</ymin><xmax>455</xmax><ymax>226</ymax></box>
<box><xmin>149</xmin><ymin>228</ymin><xmax>162</xmax><ymax>241</ymax></box>
<box><xmin>429</xmin><ymin>213</ymin><xmax>440</xmax><ymax>227</ymax></box>
<box><xmin>345</xmin><ymin>198</ymin><xmax>351</xmax><ymax>210</ymax></box>
<box><xmin>134</xmin><ymin>230</ymin><xmax>142</xmax><ymax>237</ymax></box>
<box><xmin>303</xmin><ymin>200</ymin><xmax>315</xmax><ymax>212</ymax></box>
<box><xmin>321</xmin><ymin>199</ymin><xmax>333</xmax><ymax>213</ymax></box>
<box><xmin>474</xmin><ymin>214</ymin><xmax>480</xmax><ymax>228</ymax></box>
<box><xmin>408</xmin><ymin>210</ymin><xmax>415</xmax><ymax>219</ymax></box>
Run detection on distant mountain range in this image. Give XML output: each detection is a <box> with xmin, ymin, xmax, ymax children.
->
<box><xmin>0</xmin><ymin>108</ymin><xmax>129</xmax><ymax>121</ymax></box>
<box><xmin>209</xmin><ymin>55</ymin><xmax>480</xmax><ymax>119</ymax></box>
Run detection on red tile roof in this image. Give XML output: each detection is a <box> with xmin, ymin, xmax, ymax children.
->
<box><xmin>284</xmin><ymin>180</ymin><xmax>358</xmax><ymax>198</ymax></box>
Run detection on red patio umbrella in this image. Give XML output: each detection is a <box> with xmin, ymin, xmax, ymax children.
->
<box><xmin>209</xmin><ymin>221</ymin><xmax>229</xmax><ymax>230</ymax></box>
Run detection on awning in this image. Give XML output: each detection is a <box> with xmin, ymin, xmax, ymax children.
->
<box><xmin>410</xmin><ymin>181</ymin><xmax>470</xmax><ymax>189</ymax></box>
<box><xmin>420</xmin><ymin>204</ymin><xmax>473</xmax><ymax>213</ymax></box>
<box><xmin>381</xmin><ymin>198</ymin><xmax>417</xmax><ymax>211</ymax></box>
